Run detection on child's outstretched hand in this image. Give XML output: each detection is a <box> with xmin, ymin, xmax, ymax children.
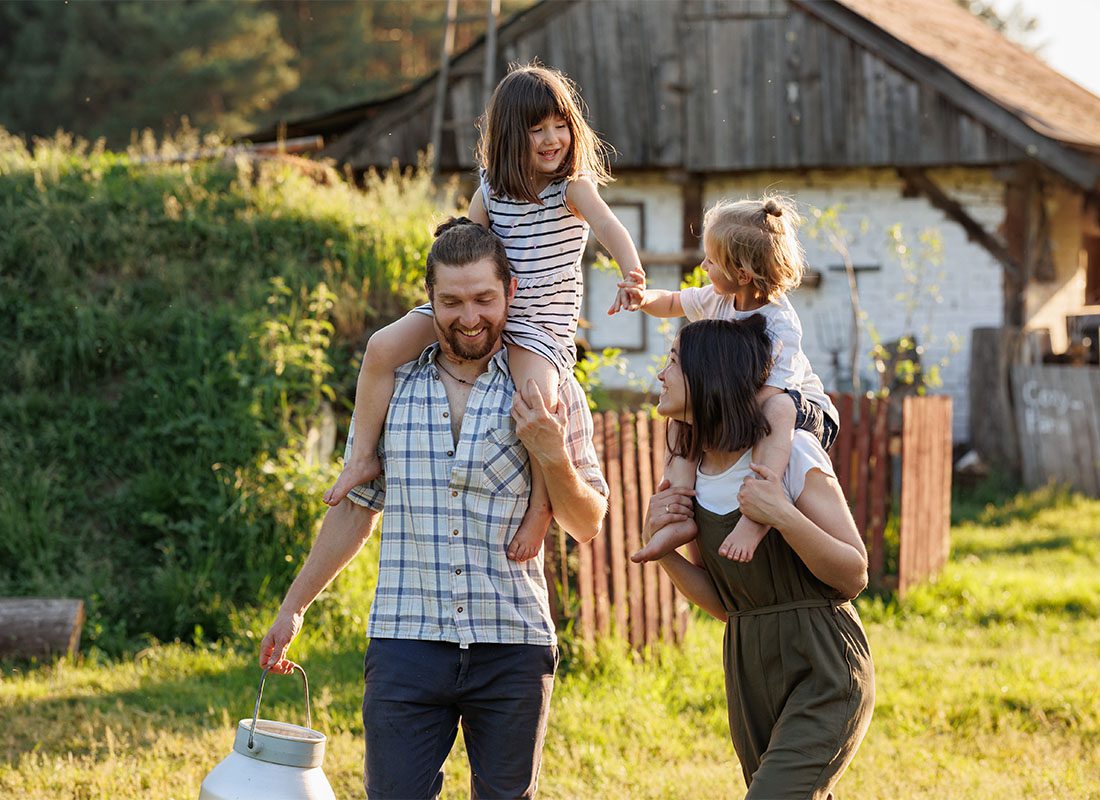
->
<box><xmin>607</xmin><ymin>266</ymin><xmax>647</xmax><ymax>315</ymax></box>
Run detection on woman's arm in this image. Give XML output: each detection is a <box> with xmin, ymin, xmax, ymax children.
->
<box><xmin>643</xmin><ymin>480</ymin><xmax>726</xmax><ymax>620</ymax></box>
<box><xmin>737</xmin><ymin>464</ymin><xmax>868</xmax><ymax>598</ymax></box>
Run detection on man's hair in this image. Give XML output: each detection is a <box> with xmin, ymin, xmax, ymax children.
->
<box><xmin>425</xmin><ymin>217</ymin><xmax>512</xmax><ymax>296</ymax></box>
<box><xmin>671</xmin><ymin>317</ymin><xmax>774</xmax><ymax>463</ymax></box>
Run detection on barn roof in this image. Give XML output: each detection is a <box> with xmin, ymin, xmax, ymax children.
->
<box><xmin>249</xmin><ymin>0</ymin><xmax>1100</xmax><ymax>190</ymax></box>
<box><xmin>835</xmin><ymin>0</ymin><xmax>1100</xmax><ymax>151</ymax></box>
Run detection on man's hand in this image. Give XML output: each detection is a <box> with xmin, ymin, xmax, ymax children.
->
<box><xmin>511</xmin><ymin>379</ymin><xmax>568</xmax><ymax>466</ymax></box>
<box><xmin>259</xmin><ymin>610</ymin><xmax>304</xmax><ymax>675</ymax></box>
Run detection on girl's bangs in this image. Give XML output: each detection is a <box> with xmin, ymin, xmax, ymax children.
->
<box><xmin>519</xmin><ymin>81</ymin><xmax>572</xmax><ymax>127</ymax></box>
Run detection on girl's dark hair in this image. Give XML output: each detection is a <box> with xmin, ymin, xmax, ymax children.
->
<box><xmin>477</xmin><ymin>63</ymin><xmax>612</xmax><ymax>204</ymax></box>
<box><xmin>426</xmin><ymin>217</ymin><xmax>512</xmax><ymax>295</ymax></box>
<box><xmin>671</xmin><ymin>317</ymin><xmax>774</xmax><ymax>462</ymax></box>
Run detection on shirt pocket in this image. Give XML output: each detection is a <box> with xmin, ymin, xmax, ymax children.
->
<box><xmin>482</xmin><ymin>426</ymin><xmax>530</xmax><ymax>496</ymax></box>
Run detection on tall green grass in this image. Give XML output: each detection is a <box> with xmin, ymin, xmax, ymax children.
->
<box><xmin>0</xmin><ymin>130</ymin><xmax>457</xmax><ymax>650</ymax></box>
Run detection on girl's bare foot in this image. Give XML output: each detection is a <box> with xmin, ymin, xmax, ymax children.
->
<box><xmin>717</xmin><ymin>516</ymin><xmax>768</xmax><ymax>562</ymax></box>
<box><xmin>323</xmin><ymin>454</ymin><xmax>381</xmax><ymax>506</ymax></box>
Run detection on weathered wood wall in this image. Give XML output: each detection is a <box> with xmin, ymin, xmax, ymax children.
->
<box><xmin>328</xmin><ymin>0</ymin><xmax>1018</xmax><ymax>173</ymax></box>
<box><xmin>1013</xmin><ymin>365</ymin><xmax>1100</xmax><ymax>495</ymax></box>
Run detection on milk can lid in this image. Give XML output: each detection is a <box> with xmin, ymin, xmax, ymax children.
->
<box><xmin>233</xmin><ymin>718</ymin><xmax>327</xmax><ymax>769</ymax></box>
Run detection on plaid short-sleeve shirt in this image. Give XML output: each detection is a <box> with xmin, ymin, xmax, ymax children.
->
<box><xmin>348</xmin><ymin>344</ymin><xmax>607</xmax><ymax>647</ymax></box>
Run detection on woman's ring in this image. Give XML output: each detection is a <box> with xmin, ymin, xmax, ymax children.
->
<box><xmin>664</xmin><ymin>504</ymin><xmax>671</xmax><ymax>513</ymax></box>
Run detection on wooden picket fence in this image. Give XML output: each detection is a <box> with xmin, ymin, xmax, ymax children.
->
<box><xmin>544</xmin><ymin>394</ymin><xmax>953</xmax><ymax>649</ymax></box>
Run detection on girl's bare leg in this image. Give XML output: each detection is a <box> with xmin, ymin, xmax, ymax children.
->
<box><xmin>631</xmin><ymin>421</ymin><xmax>699</xmax><ymax>562</ymax></box>
<box><xmin>323</xmin><ymin>313</ymin><xmax>438</xmax><ymax>506</ymax></box>
<box><xmin>718</xmin><ymin>393</ymin><xmax>796</xmax><ymax>560</ymax></box>
<box><xmin>505</xmin><ymin>345</ymin><xmax>557</xmax><ymax>562</ymax></box>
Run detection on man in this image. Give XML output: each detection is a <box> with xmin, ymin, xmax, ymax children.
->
<box><xmin>259</xmin><ymin>218</ymin><xmax>608</xmax><ymax>799</ymax></box>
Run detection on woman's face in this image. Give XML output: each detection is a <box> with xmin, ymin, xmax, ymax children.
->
<box><xmin>656</xmin><ymin>340</ymin><xmax>691</xmax><ymax>422</ymax></box>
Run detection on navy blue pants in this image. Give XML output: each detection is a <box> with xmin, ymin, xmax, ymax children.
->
<box><xmin>362</xmin><ymin>638</ymin><xmax>558</xmax><ymax>799</ymax></box>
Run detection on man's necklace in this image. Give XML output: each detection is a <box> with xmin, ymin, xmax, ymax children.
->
<box><xmin>435</xmin><ymin>360</ymin><xmax>477</xmax><ymax>386</ymax></box>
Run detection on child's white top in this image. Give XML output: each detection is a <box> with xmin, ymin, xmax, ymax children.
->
<box><xmin>695</xmin><ymin>431</ymin><xmax>836</xmax><ymax>514</ymax></box>
<box><xmin>680</xmin><ymin>286</ymin><xmax>838</xmax><ymax>424</ymax></box>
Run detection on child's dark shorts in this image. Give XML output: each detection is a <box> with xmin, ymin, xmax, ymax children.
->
<box><xmin>786</xmin><ymin>389</ymin><xmax>839</xmax><ymax>451</ymax></box>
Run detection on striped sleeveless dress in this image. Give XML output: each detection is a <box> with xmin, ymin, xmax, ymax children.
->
<box><xmin>415</xmin><ymin>173</ymin><xmax>589</xmax><ymax>372</ymax></box>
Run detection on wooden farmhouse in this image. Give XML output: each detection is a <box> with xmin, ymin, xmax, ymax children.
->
<box><xmin>256</xmin><ymin>0</ymin><xmax>1100</xmax><ymax>442</ymax></box>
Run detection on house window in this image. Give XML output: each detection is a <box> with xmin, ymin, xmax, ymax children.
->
<box><xmin>583</xmin><ymin>202</ymin><xmax>647</xmax><ymax>352</ymax></box>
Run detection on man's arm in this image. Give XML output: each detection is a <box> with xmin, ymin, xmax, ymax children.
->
<box><xmin>259</xmin><ymin>499</ymin><xmax>380</xmax><ymax>673</ymax></box>
<box><xmin>511</xmin><ymin>380</ymin><xmax>607</xmax><ymax>543</ymax></box>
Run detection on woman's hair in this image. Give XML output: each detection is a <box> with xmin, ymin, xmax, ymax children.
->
<box><xmin>477</xmin><ymin>63</ymin><xmax>612</xmax><ymax>204</ymax></box>
<box><xmin>670</xmin><ymin>317</ymin><xmax>774</xmax><ymax>463</ymax></box>
<box><xmin>426</xmin><ymin>217</ymin><xmax>512</xmax><ymax>295</ymax></box>
<box><xmin>703</xmin><ymin>194</ymin><xmax>806</xmax><ymax>302</ymax></box>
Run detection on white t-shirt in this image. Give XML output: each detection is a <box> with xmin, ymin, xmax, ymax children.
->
<box><xmin>679</xmin><ymin>286</ymin><xmax>838</xmax><ymax>424</ymax></box>
<box><xmin>695</xmin><ymin>430</ymin><xmax>836</xmax><ymax>514</ymax></box>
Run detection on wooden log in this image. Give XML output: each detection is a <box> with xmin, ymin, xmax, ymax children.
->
<box><xmin>0</xmin><ymin>598</ymin><xmax>85</xmax><ymax>659</ymax></box>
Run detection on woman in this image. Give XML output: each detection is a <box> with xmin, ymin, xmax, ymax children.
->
<box><xmin>646</xmin><ymin>317</ymin><xmax>874</xmax><ymax>799</ymax></box>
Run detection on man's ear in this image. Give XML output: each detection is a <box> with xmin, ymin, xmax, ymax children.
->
<box><xmin>507</xmin><ymin>276</ymin><xmax>518</xmax><ymax>302</ymax></box>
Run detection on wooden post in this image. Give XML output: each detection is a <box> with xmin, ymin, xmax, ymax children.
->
<box><xmin>605</xmin><ymin>413</ymin><xmax>628</xmax><ymax>637</ymax></box>
<box><xmin>969</xmin><ymin>327</ymin><xmax>1022</xmax><ymax>479</ymax></box>
<box><xmin>429</xmin><ymin>0</ymin><xmax>458</xmax><ymax>176</ymax></box>
<box><xmin>0</xmin><ymin>598</ymin><xmax>85</xmax><ymax>658</ymax></box>
<box><xmin>482</xmin><ymin>0</ymin><xmax>500</xmax><ymax>106</ymax></box>
<box><xmin>868</xmin><ymin>397</ymin><xmax>890</xmax><ymax>586</ymax></box>
<box><xmin>621</xmin><ymin>412</ymin><xmax>644</xmax><ymax>648</ymax></box>
<box><xmin>591</xmin><ymin>413</ymin><xmax>610</xmax><ymax>636</ymax></box>
<box><xmin>652</xmin><ymin>417</ymin><xmax>675</xmax><ymax>643</ymax></box>
<box><xmin>854</xmin><ymin>395</ymin><xmax>872</xmax><ymax>533</ymax></box>
<box><xmin>636</xmin><ymin>413</ymin><xmax>660</xmax><ymax>647</ymax></box>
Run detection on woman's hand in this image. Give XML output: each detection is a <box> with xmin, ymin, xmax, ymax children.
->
<box><xmin>737</xmin><ymin>463</ymin><xmax>794</xmax><ymax>528</ymax></box>
<box><xmin>642</xmin><ymin>478</ymin><xmax>695</xmax><ymax>544</ymax></box>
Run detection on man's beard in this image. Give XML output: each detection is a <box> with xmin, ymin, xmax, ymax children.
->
<box><xmin>437</xmin><ymin>316</ymin><xmax>506</xmax><ymax>360</ymax></box>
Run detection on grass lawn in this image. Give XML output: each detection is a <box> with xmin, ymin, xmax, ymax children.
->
<box><xmin>2</xmin><ymin>485</ymin><xmax>1098</xmax><ymax>799</ymax></box>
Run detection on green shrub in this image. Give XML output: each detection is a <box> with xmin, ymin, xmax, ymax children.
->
<box><xmin>0</xmin><ymin>130</ymin><xmax>457</xmax><ymax>651</ymax></box>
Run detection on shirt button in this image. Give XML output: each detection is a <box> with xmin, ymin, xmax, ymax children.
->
<box><xmin>442</xmin><ymin>411</ymin><xmax>449</xmax><ymax>418</ymax></box>
<box><xmin>451</xmin><ymin>490</ymin><xmax>458</xmax><ymax>497</ymax></box>
<box><xmin>453</xmin><ymin>529</ymin><xmax>459</xmax><ymax>536</ymax></box>
<box><xmin>455</xmin><ymin>568</ymin><xmax>462</xmax><ymax>575</ymax></box>
<box><xmin>457</xmin><ymin>607</ymin><xmax>464</xmax><ymax>613</ymax></box>
<box><xmin>447</xmin><ymin>450</ymin><xmax>454</xmax><ymax>457</ymax></box>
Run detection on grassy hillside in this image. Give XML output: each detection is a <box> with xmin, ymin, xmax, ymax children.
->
<box><xmin>0</xmin><ymin>130</ymin><xmax>457</xmax><ymax>650</ymax></box>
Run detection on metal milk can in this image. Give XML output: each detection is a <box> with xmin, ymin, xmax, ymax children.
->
<box><xmin>199</xmin><ymin>664</ymin><xmax>336</xmax><ymax>800</ymax></box>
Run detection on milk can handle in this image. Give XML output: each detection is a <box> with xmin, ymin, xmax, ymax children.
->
<box><xmin>248</xmin><ymin>664</ymin><xmax>312</xmax><ymax>750</ymax></box>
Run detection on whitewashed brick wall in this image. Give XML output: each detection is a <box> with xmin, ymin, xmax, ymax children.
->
<box><xmin>587</xmin><ymin>168</ymin><xmax>1010</xmax><ymax>441</ymax></box>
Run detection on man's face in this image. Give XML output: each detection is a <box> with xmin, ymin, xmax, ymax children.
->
<box><xmin>429</xmin><ymin>257</ymin><xmax>515</xmax><ymax>360</ymax></box>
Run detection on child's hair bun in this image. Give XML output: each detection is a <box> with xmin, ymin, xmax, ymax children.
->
<box><xmin>762</xmin><ymin>199</ymin><xmax>783</xmax><ymax>217</ymax></box>
<box><xmin>434</xmin><ymin>216</ymin><xmax>479</xmax><ymax>237</ymax></box>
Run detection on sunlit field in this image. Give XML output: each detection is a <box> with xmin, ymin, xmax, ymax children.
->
<box><xmin>3</xmin><ymin>485</ymin><xmax>1098</xmax><ymax>799</ymax></box>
